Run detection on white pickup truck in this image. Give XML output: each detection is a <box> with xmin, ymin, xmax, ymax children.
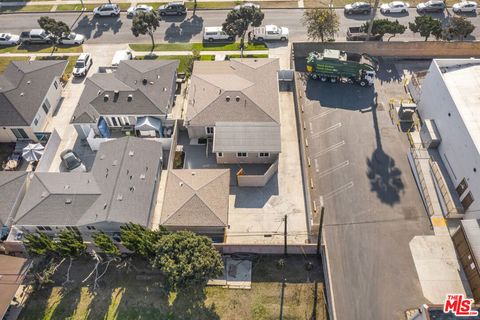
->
<box><xmin>252</xmin><ymin>25</ymin><xmax>289</xmax><ymax>42</ymax></box>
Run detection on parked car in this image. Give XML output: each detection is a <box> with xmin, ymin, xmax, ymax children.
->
<box><xmin>0</xmin><ymin>33</ymin><xmax>20</xmax><ymax>46</ymax></box>
<box><xmin>158</xmin><ymin>2</ymin><xmax>187</xmax><ymax>16</ymax></box>
<box><xmin>233</xmin><ymin>2</ymin><xmax>260</xmax><ymax>10</ymax></box>
<box><xmin>111</xmin><ymin>50</ymin><xmax>133</xmax><ymax>67</ymax></box>
<box><xmin>453</xmin><ymin>0</ymin><xmax>477</xmax><ymax>12</ymax></box>
<box><xmin>380</xmin><ymin>1</ymin><xmax>410</xmax><ymax>13</ymax></box>
<box><xmin>93</xmin><ymin>3</ymin><xmax>120</xmax><ymax>17</ymax></box>
<box><xmin>416</xmin><ymin>0</ymin><xmax>445</xmax><ymax>13</ymax></box>
<box><xmin>73</xmin><ymin>53</ymin><xmax>93</xmax><ymax>77</ymax></box>
<box><xmin>60</xmin><ymin>149</ymin><xmax>87</xmax><ymax>172</ymax></box>
<box><xmin>20</xmin><ymin>29</ymin><xmax>53</xmax><ymax>44</ymax></box>
<box><xmin>346</xmin><ymin>26</ymin><xmax>382</xmax><ymax>41</ymax></box>
<box><xmin>203</xmin><ymin>27</ymin><xmax>234</xmax><ymax>42</ymax></box>
<box><xmin>127</xmin><ymin>4</ymin><xmax>153</xmax><ymax>17</ymax></box>
<box><xmin>252</xmin><ymin>25</ymin><xmax>289</xmax><ymax>42</ymax></box>
<box><xmin>344</xmin><ymin>2</ymin><xmax>372</xmax><ymax>14</ymax></box>
<box><xmin>58</xmin><ymin>32</ymin><xmax>85</xmax><ymax>45</ymax></box>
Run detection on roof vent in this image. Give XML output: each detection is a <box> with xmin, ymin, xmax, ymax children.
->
<box><xmin>163</xmin><ymin>87</ymin><xmax>167</xmax><ymax>92</ymax></box>
<box><xmin>117</xmin><ymin>194</ymin><xmax>123</xmax><ymax>201</ymax></box>
<box><xmin>65</xmin><ymin>198</ymin><xmax>72</xmax><ymax>204</ymax></box>
<box><xmin>150</xmin><ymin>81</ymin><xmax>154</xmax><ymax>85</ymax></box>
<box><xmin>191</xmin><ymin>172</ymin><xmax>196</xmax><ymax>176</ymax></box>
<box><xmin>98</xmin><ymin>90</ymin><xmax>102</xmax><ymax>95</ymax></box>
<box><xmin>103</xmin><ymin>203</ymin><xmax>108</xmax><ymax>210</ymax></box>
<box><xmin>64</xmin><ymin>185</ymin><xmax>70</xmax><ymax>190</ymax></box>
<box><xmin>104</xmin><ymin>94</ymin><xmax>109</xmax><ymax>102</ymax></box>
<box><xmin>235</xmin><ymin>96</ymin><xmax>240</xmax><ymax>102</ymax></box>
<box><xmin>129</xmin><ymin>186</ymin><xmax>135</xmax><ymax>192</ymax></box>
<box><xmin>27</xmin><ymin>80</ymin><xmax>31</xmax><ymax>84</ymax></box>
<box><xmin>20</xmin><ymin>92</ymin><xmax>24</xmax><ymax>96</ymax></box>
<box><xmin>179</xmin><ymin>182</ymin><xmax>184</xmax><ymax>187</ymax></box>
<box><xmin>112</xmin><ymin>160</ymin><xmax>118</xmax><ymax>166</ymax></box>
<box><xmin>129</xmin><ymin>151</ymin><xmax>134</xmax><ymax>157</ymax></box>
<box><xmin>226</xmin><ymin>96</ymin><xmax>230</xmax><ymax>102</ymax></box>
<box><xmin>127</xmin><ymin>94</ymin><xmax>133</xmax><ymax>102</ymax></box>
<box><xmin>41</xmin><ymin>191</ymin><xmax>48</xmax><ymax>198</ymax></box>
<box><xmin>100</xmin><ymin>155</ymin><xmax>105</xmax><ymax>160</ymax></box>
<box><xmin>142</xmin><ymin>78</ymin><xmax>148</xmax><ymax>85</ymax></box>
<box><xmin>140</xmin><ymin>173</ymin><xmax>146</xmax><ymax>180</ymax></box>
<box><xmin>157</xmin><ymin>75</ymin><xmax>160</xmax><ymax>79</ymax></box>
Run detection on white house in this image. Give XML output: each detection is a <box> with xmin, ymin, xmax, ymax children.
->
<box><xmin>417</xmin><ymin>59</ymin><xmax>480</xmax><ymax>218</ymax></box>
<box><xmin>0</xmin><ymin>60</ymin><xmax>67</xmax><ymax>142</ymax></box>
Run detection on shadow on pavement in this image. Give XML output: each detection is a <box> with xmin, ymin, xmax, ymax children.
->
<box><xmin>164</xmin><ymin>15</ymin><xmax>204</xmax><ymax>43</ymax></box>
<box><xmin>73</xmin><ymin>15</ymin><xmax>123</xmax><ymax>40</ymax></box>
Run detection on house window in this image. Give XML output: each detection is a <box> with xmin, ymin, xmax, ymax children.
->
<box><xmin>206</xmin><ymin>126</ymin><xmax>214</xmax><ymax>135</ymax></box>
<box><xmin>42</xmin><ymin>100</ymin><xmax>51</xmax><ymax>114</ymax></box>
<box><xmin>38</xmin><ymin>226</ymin><xmax>52</xmax><ymax>231</ymax></box>
<box><xmin>37</xmin><ymin>226</ymin><xmax>45</xmax><ymax>231</ymax></box>
<box><xmin>87</xmin><ymin>226</ymin><xmax>96</xmax><ymax>230</ymax></box>
<box><xmin>461</xmin><ymin>192</ymin><xmax>474</xmax><ymax>211</ymax></box>
<box><xmin>258</xmin><ymin>152</ymin><xmax>270</xmax><ymax>157</ymax></box>
<box><xmin>217</xmin><ymin>152</ymin><xmax>223</xmax><ymax>157</ymax></box>
<box><xmin>456</xmin><ymin>178</ymin><xmax>468</xmax><ymax>197</ymax></box>
<box><xmin>44</xmin><ymin>226</ymin><xmax>52</xmax><ymax>231</ymax></box>
<box><xmin>111</xmin><ymin>117</ymin><xmax>118</xmax><ymax>127</ymax></box>
<box><xmin>237</xmin><ymin>152</ymin><xmax>248</xmax><ymax>158</ymax></box>
<box><xmin>11</xmin><ymin>128</ymin><xmax>29</xmax><ymax>140</ymax></box>
<box><xmin>54</xmin><ymin>81</ymin><xmax>58</xmax><ymax>89</ymax></box>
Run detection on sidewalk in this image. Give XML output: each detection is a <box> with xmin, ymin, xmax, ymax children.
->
<box><xmin>0</xmin><ymin>0</ymin><xmax>298</xmax><ymax>7</ymax></box>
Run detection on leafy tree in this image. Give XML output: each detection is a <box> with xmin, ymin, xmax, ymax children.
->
<box><xmin>362</xmin><ymin>19</ymin><xmax>407</xmax><ymax>41</ymax></box>
<box><xmin>186</xmin><ymin>48</ymin><xmax>201</xmax><ymax>77</ymax></box>
<box><xmin>57</xmin><ymin>230</ymin><xmax>86</xmax><ymax>284</ymax></box>
<box><xmin>24</xmin><ymin>232</ymin><xmax>57</xmax><ymax>256</ymax></box>
<box><xmin>37</xmin><ymin>16</ymin><xmax>70</xmax><ymax>54</ymax></box>
<box><xmin>93</xmin><ymin>232</ymin><xmax>120</xmax><ymax>257</ymax></box>
<box><xmin>153</xmin><ymin>231</ymin><xmax>224</xmax><ymax>290</ymax></box>
<box><xmin>222</xmin><ymin>6</ymin><xmax>264</xmax><ymax>57</ymax></box>
<box><xmin>131</xmin><ymin>11</ymin><xmax>160</xmax><ymax>54</ymax></box>
<box><xmin>303</xmin><ymin>9</ymin><xmax>339</xmax><ymax>42</ymax></box>
<box><xmin>409</xmin><ymin>16</ymin><xmax>442</xmax><ymax>41</ymax></box>
<box><xmin>120</xmin><ymin>223</ymin><xmax>167</xmax><ymax>261</ymax></box>
<box><xmin>443</xmin><ymin>16</ymin><xmax>475</xmax><ymax>40</ymax></box>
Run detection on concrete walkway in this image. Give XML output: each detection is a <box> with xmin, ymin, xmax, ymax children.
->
<box><xmin>0</xmin><ymin>0</ymin><xmax>295</xmax><ymax>7</ymax></box>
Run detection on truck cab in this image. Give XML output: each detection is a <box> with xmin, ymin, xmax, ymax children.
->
<box><xmin>253</xmin><ymin>25</ymin><xmax>289</xmax><ymax>42</ymax></box>
<box><xmin>20</xmin><ymin>29</ymin><xmax>53</xmax><ymax>45</ymax></box>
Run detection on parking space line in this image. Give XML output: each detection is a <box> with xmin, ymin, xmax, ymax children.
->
<box><xmin>311</xmin><ymin>123</ymin><xmax>342</xmax><ymax>138</ymax></box>
<box><xmin>312</xmin><ymin>141</ymin><xmax>345</xmax><ymax>158</ymax></box>
<box><xmin>322</xmin><ymin>182</ymin><xmax>354</xmax><ymax>200</ymax></box>
<box><xmin>317</xmin><ymin>160</ymin><xmax>350</xmax><ymax>176</ymax></box>
<box><xmin>310</xmin><ymin>109</ymin><xmax>336</xmax><ymax>121</ymax></box>
<box><xmin>309</xmin><ymin>121</ymin><xmax>314</xmax><ymax>134</ymax></box>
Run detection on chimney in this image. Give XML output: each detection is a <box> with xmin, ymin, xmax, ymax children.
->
<box><xmin>104</xmin><ymin>94</ymin><xmax>109</xmax><ymax>102</ymax></box>
<box><xmin>235</xmin><ymin>96</ymin><xmax>240</xmax><ymax>102</ymax></box>
<box><xmin>127</xmin><ymin>94</ymin><xmax>133</xmax><ymax>102</ymax></box>
<box><xmin>226</xmin><ymin>96</ymin><xmax>230</xmax><ymax>102</ymax></box>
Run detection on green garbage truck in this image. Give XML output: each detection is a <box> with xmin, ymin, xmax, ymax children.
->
<box><xmin>306</xmin><ymin>49</ymin><xmax>378</xmax><ymax>87</ymax></box>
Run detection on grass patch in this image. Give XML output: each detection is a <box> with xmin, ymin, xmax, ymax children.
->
<box><xmin>129</xmin><ymin>42</ymin><xmax>268</xmax><ymax>52</ymax></box>
<box><xmin>36</xmin><ymin>55</ymin><xmax>78</xmax><ymax>79</ymax></box>
<box><xmin>227</xmin><ymin>53</ymin><xmax>269</xmax><ymax>58</ymax></box>
<box><xmin>135</xmin><ymin>54</ymin><xmax>215</xmax><ymax>73</ymax></box>
<box><xmin>304</xmin><ymin>0</ymin><xmax>458</xmax><ymax>6</ymax></box>
<box><xmin>18</xmin><ymin>256</ymin><xmax>327</xmax><ymax>320</ymax></box>
<box><xmin>0</xmin><ymin>56</ymin><xmax>30</xmax><ymax>73</ymax></box>
<box><xmin>0</xmin><ymin>44</ymin><xmax>83</xmax><ymax>54</ymax></box>
<box><xmin>56</xmin><ymin>3</ymin><xmax>130</xmax><ymax>11</ymax></box>
<box><xmin>0</xmin><ymin>4</ymin><xmax>53</xmax><ymax>12</ymax></box>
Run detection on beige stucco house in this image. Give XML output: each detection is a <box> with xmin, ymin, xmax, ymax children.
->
<box><xmin>185</xmin><ymin>58</ymin><xmax>281</xmax><ymax>164</ymax></box>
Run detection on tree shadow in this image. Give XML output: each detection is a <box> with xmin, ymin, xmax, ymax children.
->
<box><xmin>170</xmin><ymin>286</ymin><xmax>220</xmax><ymax>320</ymax></box>
<box><xmin>163</xmin><ymin>14</ymin><xmax>204</xmax><ymax>43</ymax></box>
<box><xmin>365</xmin><ymin>95</ymin><xmax>404</xmax><ymax>206</ymax></box>
<box><xmin>72</xmin><ymin>15</ymin><xmax>123</xmax><ymax>40</ymax></box>
<box><xmin>375</xmin><ymin>59</ymin><xmax>403</xmax><ymax>84</ymax></box>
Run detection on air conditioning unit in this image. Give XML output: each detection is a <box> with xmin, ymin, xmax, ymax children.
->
<box><xmin>420</xmin><ymin>119</ymin><xmax>441</xmax><ymax>149</ymax></box>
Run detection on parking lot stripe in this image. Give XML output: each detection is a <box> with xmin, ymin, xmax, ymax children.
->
<box><xmin>323</xmin><ymin>182</ymin><xmax>354</xmax><ymax>200</ymax></box>
<box><xmin>309</xmin><ymin>108</ymin><xmax>336</xmax><ymax>121</ymax></box>
<box><xmin>311</xmin><ymin>123</ymin><xmax>342</xmax><ymax>138</ymax></box>
<box><xmin>316</xmin><ymin>160</ymin><xmax>350</xmax><ymax>176</ymax></box>
<box><xmin>312</xmin><ymin>141</ymin><xmax>345</xmax><ymax>158</ymax></box>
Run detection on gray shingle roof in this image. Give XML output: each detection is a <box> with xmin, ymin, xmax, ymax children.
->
<box><xmin>71</xmin><ymin>60</ymin><xmax>179</xmax><ymax>124</ymax></box>
<box><xmin>185</xmin><ymin>59</ymin><xmax>280</xmax><ymax>126</ymax></box>
<box><xmin>13</xmin><ymin>137</ymin><xmax>163</xmax><ymax>227</ymax></box>
<box><xmin>213</xmin><ymin>122</ymin><xmax>281</xmax><ymax>153</ymax></box>
<box><xmin>160</xmin><ymin>169</ymin><xmax>229</xmax><ymax>227</ymax></box>
<box><xmin>0</xmin><ymin>172</ymin><xmax>27</xmax><ymax>226</ymax></box>
<box><xmin>0</xmin><ymin>61</ymin><xmax>67</xmax><ymax>126</ymax></box>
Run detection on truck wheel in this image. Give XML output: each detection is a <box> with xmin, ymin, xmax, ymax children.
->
<box><xmin>160</xmin><ymin>12</ymin><xmax>166</xmax><ymax>16</ymax></box>
<box><xmin>227</xmin><ymin>37</ymin><xmax>233</xmax><ymax>41</ymax></box>
<box><xmin>363</xmin><ymin>10</ymin><xmax>369</xmax><ymax>14</ymax></box>
<box><xmin>320</xmin><ymin>76</ymin><xmax>327</xmax><ymax>82</ymax></box>
<box><xmin>208</xmin><ymin>38</ymin><xmax>214</xmax><ymax>42</ymax></box>
<box><xmin>257</xmin><ymin>37</ymin><xmax>264</xmax><ymax>42</ymax></box>
<box><xmin>401</xmin><ymin>9</ymin><xmax>406</xmax><ymax>13</ymax></box>
<box><xmin>330</xmin><ymin>78</ymin><xmax>337</xmax><ymax>83</ymax></box>
<box><xmin>359</xmin><ymin>80</ymin><xmax>367</xmax><ymax>87</ymax></box>
<box><xmin>280</xmin><ymin>37</ymin><xmax>287</xmax><ymax>41</ymax></box>
<box><xmin>311</xmin><ymin>74</ymin><xmax>318</xmax><ymax>80</ymax></box>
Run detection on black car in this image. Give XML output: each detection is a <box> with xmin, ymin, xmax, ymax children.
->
<box><xmin>344</xmin><ymin>2</ymin><xmax>372</xmax><ymax>14</ymax></box>
<box><xmin>158</xmin><ymin>2</ymin><xmax>187</xmax><ymax>16</ymax></box>
<box><xmin>416</xmin><ymin>0</ymin><xmax>446</xmax><ymax>13</ymax></box>
<box><xmin>60</xmin><ymin>149</ymin><xmax>86</xmax><ymax>172</ymax></box>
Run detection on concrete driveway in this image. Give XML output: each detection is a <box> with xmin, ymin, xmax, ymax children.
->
<box><xmin>297</xmin><ymin>60</ymin><xmax>434</xmax><ymax>320</ymax></box>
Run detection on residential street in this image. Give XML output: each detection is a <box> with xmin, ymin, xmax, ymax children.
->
<box><xmin>0</xmin><ymin>9</ymin><xmax>479</xmax><ymax>43</ymax></box>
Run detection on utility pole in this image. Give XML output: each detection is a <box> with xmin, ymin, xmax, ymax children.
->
<box><xmin>284</xmin><ymin>214</ymin><xmax>288</xmax><ymax>256</ymax></box>
<box><xmin>316</xmin><ymin>197</ymin><xmax>325</xmax><ymax>255</ymax></box>
<box><xmin>366</xmin><ymin>0</ymin><xmax>380</xmax><ymax>41</ymax></box>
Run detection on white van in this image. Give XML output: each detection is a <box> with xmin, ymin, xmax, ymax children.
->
<box><xmin>203</xmin><ymin>27</ymin><xmax>234</xmax><ymax>42</ymax></box>
<box><xmin>111</xmin><ymin>50</ymin><xmax>133</xmax><ymax>68</ymax></box>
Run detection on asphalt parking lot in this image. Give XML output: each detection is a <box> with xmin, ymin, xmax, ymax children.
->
<box><xmin>296</xmin><ymin>59</ymin><xmax>434</xmax><ymax>320</ymax></box>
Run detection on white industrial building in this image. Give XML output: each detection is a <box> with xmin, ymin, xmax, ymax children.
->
<box><xmin>417</xmin><ymin>58</ymin><xmax>480</xmax><ymax>219</ymax></box>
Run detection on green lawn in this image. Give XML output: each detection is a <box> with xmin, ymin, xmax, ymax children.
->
<box><xmin>18</xmin><ymin>256</ymin><xmax>327</xmax><ymax>320</ymax></box>
<box><xmin>0</xmin><ymin>4</ymin><xmax>52</xmax><ymax>12</ymax></box>
<box><xmin>0</xmin><ymin>44</ymin><xmax>83</xmax><ymax>54</ymax></box>
<box><xmin>35</xmin><ymin>55</ymin><xmax>79</xmax><ymax>78</ymax></box>
<box><xmin>129</xmin><ymin>42</ymin><xmax>268</xmax><ymax>52</ymax></box>
<box><xmin>227</xmin><ymin>53</ymin><xmax>269</xmax><ymax>58</ymax></box>
<box><xmin>56</xmin><ymin>3</ymin><xmax>131</xmax><ymax>11</ymax></box>
<box><xmin>0</xmin><ymin>56</ymin><xmax>30</xmax><ymax>73</ymax></box>
<box><xmin>135</xmin><ymin>54</ymin><xmax>215</xmax><ymax>73</ymax></box>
